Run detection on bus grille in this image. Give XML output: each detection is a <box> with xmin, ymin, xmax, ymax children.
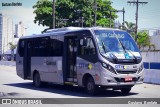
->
<box><xmin>116</xmin><ymin>70</ymin><xmax>137</xmax><ymax>74</ymax></box>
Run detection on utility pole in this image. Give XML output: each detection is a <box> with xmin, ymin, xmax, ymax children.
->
<box><xmin>94</xmin><ymin>0</ymin><xmax>97</xmax><ymax>27</ymax></box>
<box><xmin>127</xmin><ymin>0</ymin><xmax>148</xmax><ymax>41</ymax></box>
<box><xmin>52</xmin><ymin>0</ymin><xmax>55</xmax><ymax>29</ymax></box>
<box><xmin>82</xmin><ymin>17</ymin><xmax>84</xmax><ymax>27</ymax></box>
<box><xmin>109</xmin><ymin>11</ymin><xmax>112</xmax><ymax>28</ymax></box>
<box><xmin>110</xmin><ymin>8</ymin><xmax>125</xmax><ymax>29</ymax></box>
<box><xmin>122</xmin><ymin>7</ymin><xmax>125</xmax><ymax>29</ymax></box>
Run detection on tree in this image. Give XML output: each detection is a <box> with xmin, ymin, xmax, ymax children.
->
<box><xmin>124</xmin><ymin>21</ymin><xmax>135</xmax><ymax>32</ymax></box>
<box><xmin>122</xmin><ymin>21</ymin><xmax>155</xmax><ymax>51</ymax></box>
<box><xmin>137</xmin><ymin>31</ymin><xmax>155</xmax><ymax>51</ymax></box>
<box><xmin>9</xmin><ymin>42</ymin><xmax>17</xmax><ymax>61</ymax></box>
<box><xmin>123</xmin><ymin>21</ymin><xmax>136</xmax><ymax>39</ymax></box>
<box><xmin>33</xmin><ymin>0</ymin><xmax>53</xmax><ymax>28</ymax></box>
<box><xmin>33</xmin><ymin>0</ymin><xmax>117</xmax><ymax>30</ymax></box>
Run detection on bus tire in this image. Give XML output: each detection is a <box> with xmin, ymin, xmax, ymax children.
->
<box><xmin>33</xmin><ymin>72</ymin><xmax>42</xmax><ymax>88</ymax></box>
<box><xmin>120</xmin><ymin>87</ymin><xmax>131</xmax><ymax>94</ymax></box>
<box><xmin>85</xmin><ymin>77</ymin><xmax>97</xmax><ymax>95</ymax></box>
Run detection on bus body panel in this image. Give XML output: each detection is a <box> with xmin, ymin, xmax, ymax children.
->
<box><xmin>76</xmin><ymin>57</ymin><xmax>98</xmax><ymax>87</ymax></box>
<box><xmin>31</xmin><ymin>57</ymin><xmax>63</xmax><ymax>83</ymax></box>
<box><xmin>16</xmin><ymin>52</ymin><xmax>24</xmax><ymax>79</ymax></box>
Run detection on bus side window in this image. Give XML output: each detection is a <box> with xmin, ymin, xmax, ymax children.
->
<box><xmin>18</xmin><ymin>40</ymin><xmax>24</xmax><ymax>57</ymax></box>
<box><xmin>79</xmin><ymin>38</ymin><xmax>96</xmax><ymax>55</ymax></box>
<box><xmin>50</xmin><ymin>39</ymin><xmax>63</xmax><ymax>56</ymax></box>
<box><xmin>32</xmin><ymin>39</ymin><xmax>39</xmax><ymax>56</ymax></box>
<box><xmin>39</xmin><ymin>38</ymin><xmax>49</xmax><ymax>56</ymax></box>
<box><xmin>32</xmin><ymin>37</ymin><xmax>49</xmax><ymax>56</ymax></box>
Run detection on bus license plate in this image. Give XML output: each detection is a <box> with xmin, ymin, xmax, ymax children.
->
<box><xmin>125</xmin><ymin>77</ymin><xmax>132</xmax><ymax>82</ymax></box>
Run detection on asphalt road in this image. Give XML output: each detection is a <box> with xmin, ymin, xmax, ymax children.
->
<box><xmin>0</xmin><ymin>64</ymin><xmax>160</xmax><ymax>98</ymax></box>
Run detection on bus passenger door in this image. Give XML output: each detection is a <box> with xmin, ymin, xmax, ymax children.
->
<box><xmin>76</xmin><ymin>37</ymin><xmax>98</xmax><ymax>86</ymax></box>
<box><xmin>64</xmin><ymin>36</ymin><xmax>78</xmax><ymax>83</ymax></box>
<box><xmin>23</xmin><ymin>40</ymin><xmax>32</xmax><ymax>79</ymax></box>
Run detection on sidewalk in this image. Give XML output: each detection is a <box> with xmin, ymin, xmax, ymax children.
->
<box><xmin>0</xmin><ymin>61</ymin><xmax>16</xmax><ymax>66</ymax></box>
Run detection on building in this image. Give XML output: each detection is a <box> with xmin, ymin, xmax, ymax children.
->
<box><xmin>114</xmin><ymin>21</ymin><xmax>121</xmax><ymax>29</ymax></box>
<box><xmin>150</xmin><ymin>34</ymin><xmax>160</xmax><ymax>50</ymax></box>
<box><xmin>153</xmin><ymin>29</ymin><xmax>160</xmax><ymax>36</ymax></box>
<box><xmin>14</xmin><ymin>21</ymin><xmax>26</xmax><ymax>46</ymax></box>
<box><xmin>0</xmin><ymin>13</ymin><xmax>14</xmax><ymax>57</ymax></box>
<box><xmin>15</xmin><ymin>21</ymin><xmax>26</xmax><ymax>38</ymax></box>
<box><xmin>138</xmin><ymin>29</ymin><xmax>149</xmax><ymax>34</ymax></box>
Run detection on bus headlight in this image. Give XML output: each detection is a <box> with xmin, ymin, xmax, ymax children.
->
<box><xmin>101</xmin><ymin>62</ymin><xmax>117</xmax><ymax>74</ymax></box>
<box><xmin>137</xmin><ymin>64</ymin><xmax>144</xmax><ymax>73</ymax></box>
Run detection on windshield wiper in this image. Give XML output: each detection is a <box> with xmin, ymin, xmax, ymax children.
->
<box><xmin>119</xmin><ymin>41</ymin><xmax>138</xmax><ymax>63</ymax></box>
<box><xmin>126</xmin><ymin>49</ymin><xmax>138</xmax><ymax>63</ymax></box>
<box><xmin>101</xmin><ymin>40</ymin><xmax>118</xmax><ymax>63</ymax></box>
<box><xmin>101</xmin><ymin>40</ymin><xmax>107</xmax><ymax>53</ymax></box>
<box><xmin>112</xmin><ymin>30</ymin><xmax>137</xmax><ymax>63</ymax></box>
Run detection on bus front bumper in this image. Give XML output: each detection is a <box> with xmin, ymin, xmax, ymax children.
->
<box><xmin>97</xmin><ymin>73</ymin><xmax>144</xmax><ymax>87</ymax></box>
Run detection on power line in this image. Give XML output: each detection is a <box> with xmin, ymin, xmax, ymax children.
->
<box><xmin>127</xmin><ymin>0</ymin><xmax>148</xmax><ymax>41</ymax></box>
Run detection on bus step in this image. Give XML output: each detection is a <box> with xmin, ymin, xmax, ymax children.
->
<box><xmin>67</xmin><ymin>78</ymin><xmax>77</xmax><ymax>82</ymax></box>
<box><xmin>64</xmin><ymin>82</ymin><xmax>78</xmax><ymax>86</ymax></box>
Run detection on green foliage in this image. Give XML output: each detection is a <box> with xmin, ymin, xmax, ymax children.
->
<box><xmin>124</xmin><ymin>21</ymin><xmax>136</xmax><ymax>32</ymax></box>
<box><xmin>33</xmin><ymin>0</ymin><xmax>53</xmax><ymax>28</ymax></box>
<box><xmin>33</xmin><ymin>0</ymin><xmax>117</xmax><ymax>29</ymax></box>
<box><xmin>123</xmin><ymin>21</ymin><xmax>155</xmax><ymax>51</ymax></box>
<box><xmin>137</xmin><ymin>31</ymin><xmax>155</xmax><ymax>51</ymax></box>
<box><xmin>123</xmin><ymin>21</ymin><xmax>136</xmax><ymax>39</ymax></box>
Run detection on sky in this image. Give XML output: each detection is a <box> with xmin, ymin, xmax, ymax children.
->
<box><xmin>0</xmin><ymin>0</ymin><xmax>47</xmax><ymax>35</ymax></box>
<box><xmin>111</xmin><ymin>0</ymin><xmax>160</xmax><ymax>30</ymax></box>
<box><xmin>0</xmin><ymin>0</ymin><xmax>160</xmax><ymax>35</ymax></box>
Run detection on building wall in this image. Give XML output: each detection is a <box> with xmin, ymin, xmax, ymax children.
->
<box><xmin>0</xmin><ymin>13</ymin><xmax>14</xmax><ymax>55</ymax></box>
<box><xmin>142</xmin><ymin>51</ymin><xmax>160</xmax><ymax>62</ymax></box>
<box><xmin>15</xmin><ymin>21</ymin><xmax>26</xmax><ymax>38</ymax></box>
<box><xmin>14</xmin><ymin>21</ymin><xmax>26</xmax><ymax>45</ymax></box>
<box><xmin>0</xmin><ymin>15</ymin><xmax>2</xmax><ymax>54</ymax></box>
<box><xmin>142</xmin><ymin>52</ymin><xmax>160</xmax><ymax>84</ymax></box>
<box><xmin>153</xmin><ymin>30</ymin><xmax>160</xmax><ymax>36</ymax></box>
<box><xmin>150</xmin><ymin>34</ymin><xmax>160</xmax><ymax>50</ymax></box>
<box><xmin>141</xmin><ymin>34</ymin><xmax>160</xmax><ymax>84</ymax></box>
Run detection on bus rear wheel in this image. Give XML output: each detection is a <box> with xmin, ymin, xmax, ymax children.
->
<box><xmin>120</xmin><ymin>87</ymin><xmax>131</xmax><ymax>94</ymax></box>
<box><xmin>33</xmin><ymin>72</ymin><xmax>42</xmax><ymax>88</ymax></box>
<box><xmin>85</xmin><ymin>77</ymin><xmax>97</xmax><ymax>95</ymax></box>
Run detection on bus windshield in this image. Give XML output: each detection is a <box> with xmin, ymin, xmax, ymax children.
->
<box><xmin>94</xmin><ymin>30</ymin><xmax>140</xmax><ymax>59</ymax></box>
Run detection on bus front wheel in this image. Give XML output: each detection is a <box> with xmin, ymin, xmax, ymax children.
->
<box><xmin>33</xmin><ymin>72</ymin><xmax>42</xmax><ymax>88</ymax></box>
<box><xmin>85</xmin><ymin>77</ymin><xmax>97</xmax><ymax>95</ymax></box>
